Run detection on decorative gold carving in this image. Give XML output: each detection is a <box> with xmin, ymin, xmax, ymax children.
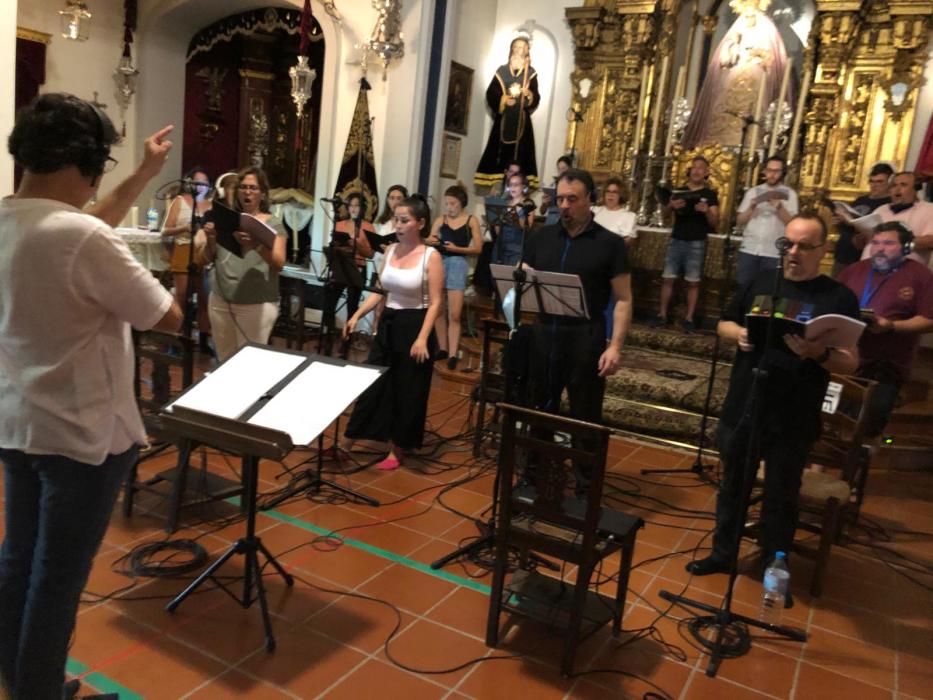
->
<box><xmin>195</xmin><ymin>67</ymin><xmax>227</xmax><ymax>113</ymax></box>
<box><xmin>701</xmin><ymin>15</ymin><xmax>718</xmax><ymax>35</ymax></box>
<box><xmin>247</xmin><ymin>98</ymin><xmax>269</xmax><ymax>168</ymax></box>
<box><xmin>16</xmin><ymin>27</ymin><xmax>52</xmax><ymax>44</ymax></box>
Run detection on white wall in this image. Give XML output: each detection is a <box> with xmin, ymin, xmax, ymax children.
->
<box><xmin>16</xmin><ymin>0</ymin><xmax>141</xmax><ymax>188</ymax></box>
<box><xmin>1</xmin><ymin>0</ymin><xmax>17</xmax><ymax>194</ymax></box>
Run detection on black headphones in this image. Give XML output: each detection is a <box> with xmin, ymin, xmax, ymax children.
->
<box><xmin>876</xmin><ymin>221</ymin><xmax>915</xmax><ymax>256</ymax></box>
<box><xmin>84</xmin><ymin>100</ymin><xmax>115</xmax><ymax>177</ymax></box>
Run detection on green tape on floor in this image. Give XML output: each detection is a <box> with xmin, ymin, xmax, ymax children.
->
<box><xmin>66</xmin><ymin>658</ymin><xmax>144</xmax><ymax>700</ymax></box>
<box><xmin>262</xmin><ymin>505</ymin><xmax>492</xmax><ymax>595</ymax></box>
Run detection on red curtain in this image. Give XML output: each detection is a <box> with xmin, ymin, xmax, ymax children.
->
<box><xmin>915</xmin><ymin>116</ymin><xmax>933</xmax><ymax>178</ymax></box>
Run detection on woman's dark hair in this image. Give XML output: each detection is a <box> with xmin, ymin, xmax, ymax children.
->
<box><xmin>346</xmin><ymin>191</ymin><xmax>366</xmax><ymax>218</ymax></box>
<box><xmin>377</xmin><ymin>184</ymin><xmax>409</xmax><ymax>224</ymax></box>
<box><xmin>602</xmin><ymin>176</ymin><xmax>628</xmax><ymax>205</ymax></box>
<box><xmin>8</xmin><ymin>92</ymin><xmax>118</xmax><ymax>179</ymax></box>
<box><xmin>557</xmin><ymin>154</ymin><xmax>573</xmax><ymax>169</ymax></box>
<box><xmin>398</xmin><ymin>194</ymin><xmax>431</xmax><ymax>237</ymax></box>
<box><xmin>235</xmin><ymin>165</ymin><xmax>271</xmax><ymax>213</ymax></box>
<box><xmin>444</xmin><ymin>184</ymin><xmax>468</xmax><ymax>209</ymax></box>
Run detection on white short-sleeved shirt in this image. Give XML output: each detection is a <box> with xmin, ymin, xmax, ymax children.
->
<box><xmin>858</xmin><ymin>200</ymin><xmax>933</xmax><ymax>266</ymax></box>
<box><xmin>592</xmin><ymin>206</ymin><xmax>638</xmax><ymax>239</ymax></box>
<box><xmin>0</xmin><ymin>198</ymin><xmax>173</xmax><ymax>465</ymax></box>
<box><xmin>737</xmin><ymin>184</ymin><xmax>799</xmax><ymax>258</ymax></box>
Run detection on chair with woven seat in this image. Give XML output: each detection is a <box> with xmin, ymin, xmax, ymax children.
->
<box><xmin>485</xmin><ymin>403</ymin><xmax>643</xmax><ymax>676</ymax></box>
<box><xmin>795</xmin><ymin>374</ymin><xmax>877</xmax><ymax>596</ymax></box>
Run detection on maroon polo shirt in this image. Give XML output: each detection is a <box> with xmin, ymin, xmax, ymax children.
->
<box><xmin>839</xmin><ymin>259</ymin><xmax>933</xmax><ymax>383</ymax></box>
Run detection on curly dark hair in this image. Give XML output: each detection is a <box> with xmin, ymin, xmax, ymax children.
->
<box><xmin>8</xmin><ymin>93</ymin><xmax>118</xmax><ymax>178</ymax></box>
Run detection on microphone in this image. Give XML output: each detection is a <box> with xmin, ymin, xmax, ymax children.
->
<box><xmin>321</xmin><ymin>196</ymin><xmax>344</xmax><ymax>205</ymax></box>
<box><xmin>774</xmin><ymin>237</ymin><xmax>792</xmax><ymax>254</ymax></box>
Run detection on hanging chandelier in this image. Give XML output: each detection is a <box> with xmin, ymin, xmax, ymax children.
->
<box><xmin>59</xmin><ymin>0</ymin><xmax>92</xmax><ymax>41</ymax></box>
<box><xmin>289</xmin><ymin>0</ymin><xmax>318</xmax><ymax>119</ymax></box>
<box><xmin>362</xmin><ymin>0</ymin><xmax>404</xmax><ymax>80</ymax></box>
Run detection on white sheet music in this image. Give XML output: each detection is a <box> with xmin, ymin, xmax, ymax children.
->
<box><xmin>247</xmin><ymin>362</ymin><xmax>382</xmax><ymax>445</ymax></box>
<box><xmin>168</xmin><ymin>346</ymin><xmax>306</xmax><ymax>419</ymax></box>
<box><xmin>489</xmin><ymin>264</ymin><xmax>588</xmax><ymax>319</ymax></box>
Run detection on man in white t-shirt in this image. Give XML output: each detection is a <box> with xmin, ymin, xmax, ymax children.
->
<box><xmin>857</xmin><ymin>171</ymin><xmax>933</xmax><ymax>266</ymax></box>
<box><xmin>735</xmin><ymin>155</ymin><xmax>799</xmax><ymax>287</ymax></box>
<box><xmin>0</xmin><ymin>93</ymin><xmax>179</xmax><ymax>699</ymax></box>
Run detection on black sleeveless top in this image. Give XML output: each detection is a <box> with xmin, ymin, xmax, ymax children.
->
<box><xmin>439</xmin><ymin>215</ymin><xmax>472</xmax><ymax>256</ymax></box>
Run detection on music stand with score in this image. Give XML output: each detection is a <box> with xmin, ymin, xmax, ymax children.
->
<box><xmin>160</xmin><ymin>344</ymin><xmax>383</xmax><ymax>651</ymax></box>
<box><xmin>430</xmin><ymin>264</ymin><xmax>588</xmax><ymax>572</ymax></box>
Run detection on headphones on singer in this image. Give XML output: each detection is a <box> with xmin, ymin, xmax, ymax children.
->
<box><xmin>84</xmin><ymin>100</ymin><xmax>116</xmax><ymax>178</ymax></box>
<box><xmin>876</xmin><ymin>221</ymin><xmax>915</xmax><ymax>256</ymax></box>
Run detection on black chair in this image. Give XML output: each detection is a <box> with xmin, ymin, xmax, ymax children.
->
<box><xmin>486</xmin><ymin>403</ymin><xmax>643</xmax><ymax>676</ymax></box>
<box><xmin>471</xmin><ymin>318</ymin><xmax>514</xmax><ymax>457</ymax></box>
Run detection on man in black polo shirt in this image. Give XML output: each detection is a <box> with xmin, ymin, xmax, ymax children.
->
<box><xmin>688</xmin><ymin>214</ymin><xmax>860</xmax><ymax>579</ymax></box>
<box><xmin>523</xmin><ymin>168</ymin><xmax>633</xmax><ymax>434</ymax></box>
<box><xmin>653</xmin><ymin>156</ymin><xmax>720</xmax><ymax>331</ymax></box>
<box><xmin>831</xmin><ymin>162</ymin><xmax>893</xmax><ymax>276</ymax></box>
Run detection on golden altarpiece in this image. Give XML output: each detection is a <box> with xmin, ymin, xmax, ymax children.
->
<box><xmin>564</xmin><ymin>0</ymin><xmax>932</xmax><ymax>314</ymax></box>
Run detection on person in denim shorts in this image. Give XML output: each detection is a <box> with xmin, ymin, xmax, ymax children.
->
<box><xmin>652</xmin><ymin>156</ymin><xmax>720</xmax><ymax>332</ymax></box>
<box><xmin>426</xmin><ymin>184</ymin><xmax>482</xmax><ymax>369</ymax></box>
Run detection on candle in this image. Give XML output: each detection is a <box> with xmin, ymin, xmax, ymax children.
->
<box><xmin>665</xmin><ymin>65</ymin><xmax>688</xmax><ymax>155</ymax></box>
<box><xmin>647</xmin><ymin>53</ymin><xmax>670</xmax><ymax>155</ymax></box>
<box><xmin>747</xmin><ymin>72</ymin><xmax>767</xmax><ymax>159</ymax></box>
<box><xmin>787</xmin><ymin>65</ymin><xmax>811</xmax><ymax>165</ymax></box>
<box><xmin>130</xmin><ymin>206</ymin><xmax>139</xmax><ymax>229</ymax></box>
<box><xmin>632</xmin><ymin>62</ymin><xmax>649</xmax><ymax>153</ymax></box>
<box><xmin>768</xmin><ymin>58</ymin><xmax>793</xmax><ymax>156</ymax></box>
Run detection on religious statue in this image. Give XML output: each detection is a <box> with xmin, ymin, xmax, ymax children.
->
<box><xmin>474</xmin><ymin>36</ymin><xmax>540</xmax><ymax>190</ymax></box>
<box><xmin>682</xmin><ymin>0</ymin><xmax>794</xmax><ymax>149</ymax></box>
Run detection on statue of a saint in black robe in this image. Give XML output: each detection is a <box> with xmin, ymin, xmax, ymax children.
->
<box><xmin>474</xmin><ymin>37</ymin><xmax>540</xmax><ymax>191</ymax></box>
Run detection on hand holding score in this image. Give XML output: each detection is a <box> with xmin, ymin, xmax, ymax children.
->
<box><xmin>783</xmin><ymin>331</ymin><xmax>827</xmax><ymax>360</ymax></box>
<box><xmin>737</xmin><ymin>327</ymin><xmax>755</xmax><ymax>352</ymax></box>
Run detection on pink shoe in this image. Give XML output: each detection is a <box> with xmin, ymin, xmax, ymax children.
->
<box><xmin>376</xmin><ymin>455</ymin><xmax>401</xmax><ymax>471</ymax></box>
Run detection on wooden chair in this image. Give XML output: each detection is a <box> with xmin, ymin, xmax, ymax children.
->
<box><xmin>486</xmin><ymin>404</ymin><xmax>643</xmax><ymax>676</ymax></box>
<box><xmin>124</xmin><ymin>330</ymin><xmax>242</xmax><ymax>533</ymax></box>
<box><xmin>471</xmin><ymin>318</ymin><xmax>511</xmax><ymax>457</ymax></box>
<box><xmin>795</xmin><ymin>374</ymin><xmax>877</xmax><ymax>596</ymax></box>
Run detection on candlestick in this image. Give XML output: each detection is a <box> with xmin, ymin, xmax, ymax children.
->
<box><xmin>632</xmin><ymin>62</ymin><xmax>649</xmax><ymax>154</ymax></box>
<box><xmin>768</xmin><ymin>58</ymin><xmax>793</xmax><ymax>155</ymax></box>
<box><xmin>664</xmin><ymin>66</ymin><xmax>687</xmax><ymax>155</ymax></box>
<box><xmin>130</xmin><ymin>206</ymin><xmax>139</xmax><ymax>229</ymax></box>
<box><xmin>787</xmin><ymin>64</ymin><xmax>811</xmax><ymax>165</ymax></box>
<box><xmin>747</xmin><ymin>72</ymin><xmax>767</xmax><ymax>160</ymax></box>
<box><xmin>647</xmin><ymin>54</ymin><xmax>670</xmax><ymax>155</ymax></box>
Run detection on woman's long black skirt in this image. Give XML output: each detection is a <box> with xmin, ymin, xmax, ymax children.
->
<box><xmin>344</xmin><ymin>308</ymin><xmax>437</xmax><ymax>450</ymax></box>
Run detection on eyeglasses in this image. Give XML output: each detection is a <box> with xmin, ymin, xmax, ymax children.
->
<box><xmin>238</xmin><ymin>184</ymin><xmax>261</xmax><ymax>192</ymax></box>
<box><xmin>787</xmin><ymin>241</ymin><xmax>825</xmax><ymax>252</ymax></box>
<box><xmin>103</xmin><ymin>157</ymin><xmax>118</xmax><ymax>174</ymax></box>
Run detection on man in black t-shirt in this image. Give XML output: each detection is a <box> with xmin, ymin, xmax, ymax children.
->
<box><xmin>522</xmin><ymin>168</ymin><xmax>632</xmax><ymax>482</ymax></box>
<box><xmin>688</xmin><ymin>214</ymin><xmax>861</xmax><ymax>579</ymax></box>
<box><xmin>652</xmin><ymin>156</ymin><xmax>720</xmax><ymax>332</ymax></box>
<box><xmin>831</xmin><ymin>162</ymin><xmax>893</xmax><ymax>276</ymax></box>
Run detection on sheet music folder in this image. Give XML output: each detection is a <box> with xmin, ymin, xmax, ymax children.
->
<box><xmin>489</xmin><ymin>264</ymin><xmax>589</xmax><ymax>320</ymax></box>
<box><xmin>165</xmin><ymin>344</ymin><xmax>384</xmax><ymax>449</ymax></box>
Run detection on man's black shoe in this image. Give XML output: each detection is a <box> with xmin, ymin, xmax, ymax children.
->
<box><xmin>685</xmin><ymin>556</ymin><xmax>730</xmax><ymax>576</ymax></box>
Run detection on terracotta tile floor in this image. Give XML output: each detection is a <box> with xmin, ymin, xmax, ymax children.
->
<box><xmin>7</xmin><ymin>366</ymin><xmax>932</xmax><ymax>699</ymax></box>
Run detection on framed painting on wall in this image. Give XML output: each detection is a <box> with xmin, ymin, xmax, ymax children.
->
<box><xmin>440</xmin><ymin>134</ymin><xmax>462</xmax><ymax>179</ymax></box>
<box><xmin>443</xmin><ymin>61</ymin><xmax>473</xmax><ymax>136</ymax></box>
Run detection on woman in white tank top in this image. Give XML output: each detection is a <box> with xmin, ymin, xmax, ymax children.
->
<box><xmin>341</xmin><ymin>195</ymin><xmax>444</xmax><ymax>470</ymax></box>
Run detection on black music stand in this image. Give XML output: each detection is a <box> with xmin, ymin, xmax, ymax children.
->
<box><xmin>430</xmin><ymin>267</ymin><xmax>587</xmax><ymax>572</ymax></box>
<box><xmin>160</xmin><ymin>344</ymin><xmax>383</xmax><ymax>651</ymax></box>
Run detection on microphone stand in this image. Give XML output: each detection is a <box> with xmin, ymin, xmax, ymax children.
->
<box><xmin>658</xmin><ymin>245</ymin><xmax>806</xmax><ymax>677</ymax></box>
<box><xmin>641</xmin><ymin>113</ymin><xmax>753</xmax><ymax>482</ymax></box>
<box><xmin>432</xmin><ymin>203</ymin><xmax>558</xmax><ymax>573</ymax></box>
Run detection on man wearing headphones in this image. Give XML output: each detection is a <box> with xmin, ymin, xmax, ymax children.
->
<box><xmin>522</xmin><ymin>168</ymin><xmax>632</xmax><ymax>485</ymax></box>
<box><xmin>735</xmin><ymin>155</ymin><xmax>799</xmax><ymax>287</ymax></box>
<box><xmin>840</xmin><ymin>222</ymin><xmax>933</xmax><ymax>436</ymax></box>
<box><xmin>858</xmin><ymin>172</ymin><xmax>933</xmax><ymax>265</ymax></box>
<box><xmin>0</xmin><ymin>93</ymin><xmax>179</xmax><ymax>698</ymax></box>
<box><xmin>831</xmin><ymin>162</ymin><xmax>893</xmax><ymax>276</ymax></box>
<box><xmin>652</xmin><ymin>155</ymin><xmax>720</xmax><ymax>332</ymax></box>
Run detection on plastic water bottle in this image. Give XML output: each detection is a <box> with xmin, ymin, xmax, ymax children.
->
<box><xmin>146</xmin><ymin>201</ymin><xmax>159</xmax><ymax>231</ymax></box>
<box><xmin>760</xmin><ymin>551</ymin><xmax>790</xmax><ymax>625</ymax></box>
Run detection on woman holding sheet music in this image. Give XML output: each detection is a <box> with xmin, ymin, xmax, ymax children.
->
<box><xmin>426</xmin><ymin>184</ymin><xmax>482</xmax><ymax>370</ymax></box>
<box><xmin>341</xmin><ymin>194</ymin><xmax>444</xmax><ymax>471</ymax></box>
<box><xmin>196</xmin><ymin>166</ymin><xmax>288</xmax><ymax>362</ymax></box>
